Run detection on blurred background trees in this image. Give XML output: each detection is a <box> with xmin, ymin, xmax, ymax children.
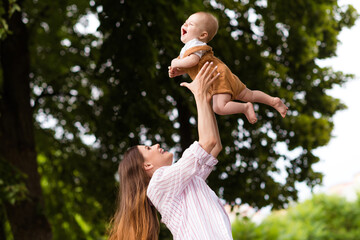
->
<box><xmin>0</xmin><ymin>0</ymin><xmax>358</xmax><ymax>239</ymax></box>
<box><xmin>232</xmin><ymin>194</ymin><xmax>360</xmax><ymax>240</ymax></box>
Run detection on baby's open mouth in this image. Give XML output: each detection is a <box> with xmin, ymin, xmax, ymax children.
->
<box><xmin>182</xmin><ymin>28</ymin><xmax>187</xmax><ymax>35</ymax></box>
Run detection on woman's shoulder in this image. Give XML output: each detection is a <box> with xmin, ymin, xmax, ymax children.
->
<box><xmin>149</xmin><ymin>166</ymin><xmax>167</xmax><ymax>183</ymax></box>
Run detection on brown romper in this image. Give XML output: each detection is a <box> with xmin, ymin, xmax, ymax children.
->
<box><xmin>180</xmin><ymin>45</ymin><xmax>246</xmax><ymax>100</ymax></box>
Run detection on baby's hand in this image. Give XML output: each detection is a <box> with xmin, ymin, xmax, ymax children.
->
<box><xmin>168</xmin><ymin>66</ymin><xmax>184</xmax><ymax>78</ymax></box>
<box><xmin>168</xmin><ymin>66</ymin><xmax>176</xmax><ymax>78</ymax></box>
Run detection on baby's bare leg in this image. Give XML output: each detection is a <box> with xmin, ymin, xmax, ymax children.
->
<box><xmin>237</xmin><ymin>88</ymin><xmax>288</xmax><ymax>118</ymax></box>
<box><xmin>212</xmin><ymin>93</ymin><xmax>257</xmax><ymax>124</ymax></box>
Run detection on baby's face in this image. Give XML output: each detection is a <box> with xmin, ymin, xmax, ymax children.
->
<box><xmin>180</xmin><ymin>13</ymin><xmax>207</xmax><ymax>44</ymax></box>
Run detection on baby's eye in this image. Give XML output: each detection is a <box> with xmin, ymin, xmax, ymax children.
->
<box><xmin>145</xmin><ymin>146</ymin><xmax>151</xmax><ymax>150</ymax></box>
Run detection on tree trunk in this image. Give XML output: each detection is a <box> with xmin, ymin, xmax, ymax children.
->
<box><xmin>176</xmin><ymin>97</ymin><xmax>193</xmax><ymax>151</ymax></box>
<box><xmin>0</xmin><ymin>207</ymin><xmax>6</xmax><ymax>240</ymax></box>
<box><xmin>0</xmin><ymin>3</ymin><xmax>52</xmax><ymax>240</ymax></box>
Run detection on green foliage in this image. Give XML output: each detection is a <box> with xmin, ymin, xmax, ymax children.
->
<box><xmin>232</xmin><ymin>217</ymin><xmax>261</xmax><ymax>240</ymax></box>
<box><xmin>0</xmin><ymin>158</ymin><xmax>28</xmax><ymax>205</ymax></box>
<box><xmin>0</xmin><ymin>0</ymin><xmax>21</xmax><ymax>39</ymax></box>
<box><xmin>16</xmin><ymin>0</ymin><xmax>110</xmax><ymax>239</ymax></box>
<box><xmin>232</xmin><ymin>194</ymin><xmax>360</xmax><ymax>240</ymax></box>
<box><xmin>0</xmin><ymin>206</ymin><xmax>14</xmax><ymax>240</ymax></box>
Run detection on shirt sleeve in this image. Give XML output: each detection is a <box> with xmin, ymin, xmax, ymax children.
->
<box><xmin>179</xmin><ymin>38</ymin><xmax>207</xmax><ymax>58</ymax></box>
<box><xmin>192</xmin><ymin>50</ymin><xmax>205</xmax><ymax>58</ymax></box>
<box><xmin>147</xmin><ymin>141</ymin><xmax>218</xmax><ymax>206</ymax></box>
<box><xmin>197</xmin><ymin>152</ymin><xmax>218</xmax><ymax>180</ymax></box>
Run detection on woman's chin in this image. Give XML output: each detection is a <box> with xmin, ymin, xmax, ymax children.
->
<box><xmin>166</xmin><ymin>153</ymin><xmax>174</xmax><ymax>165</ymax></box>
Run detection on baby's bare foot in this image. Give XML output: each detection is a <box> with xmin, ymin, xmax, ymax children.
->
<box><xmin>244</xmin><ymin>102</ymin><xmax>257</xmax><ymax>124</ymax></box>
<box><xmin>272</xmin><ymin>97</ymin><xmax>288</xmax><ymax>118</ymax></box>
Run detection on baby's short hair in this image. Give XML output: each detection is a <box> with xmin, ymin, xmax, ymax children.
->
<box><xmin>197</xmin><ymin>12</ymin><xmax>219</xmax><ymax>43</ymax></box>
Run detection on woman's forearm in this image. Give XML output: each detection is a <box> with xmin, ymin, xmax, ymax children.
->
<box><xmin>195</xmin><ymin>95</ymin><xmax>218</xmax><ymax>153</ymax></box>
<box><xmin>180</xmin><ymin>62</ymin><xmax>221</xmax><ymax>154</ymax></box>
<box><xmin>209</xmin><ymin>112</ymin><xmax>222</xmax><ymax>158</ymax></box>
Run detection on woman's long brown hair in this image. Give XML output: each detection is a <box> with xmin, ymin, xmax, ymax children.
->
<box><xmin>108</xmin><ymin>146</ymin><xmax>159</xmax><ymax>240</ymax></box>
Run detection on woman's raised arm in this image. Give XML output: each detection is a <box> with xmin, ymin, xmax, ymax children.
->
<box><xmin>180</xmin><ymin>62</ymin><xmax>222</xmax><ymax>155</ymax></box>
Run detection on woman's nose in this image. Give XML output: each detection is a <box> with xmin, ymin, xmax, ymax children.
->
<box><xmin>154</xmin><ymin>144</ymin><xmax>160</xmax><ymax>149</ymax></box>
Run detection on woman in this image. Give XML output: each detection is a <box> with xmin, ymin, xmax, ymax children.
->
<box><xmin>108</xmin><ymin>62</ymin><xmax>233</xmax><ymax>240</ymax></box>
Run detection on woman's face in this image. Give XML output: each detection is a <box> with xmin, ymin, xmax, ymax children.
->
<box><xmin>138</xmin><ymin>144</ymin><xmax>173</xmax><ymax>176</ymax></box>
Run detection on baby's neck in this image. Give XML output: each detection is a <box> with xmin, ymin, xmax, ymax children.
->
<box><xmin>184</xmin><ymin>38</ymin><xmax>206</xmax><ymax>45</ymax></box>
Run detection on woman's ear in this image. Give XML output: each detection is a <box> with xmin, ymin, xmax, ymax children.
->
<box><xmin>144</xmin><ymin>162</ymin><xmax>153</xmax><ymax>171</ymax></box>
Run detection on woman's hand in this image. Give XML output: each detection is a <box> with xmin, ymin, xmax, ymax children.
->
<box><xmin>180</xmin><ymin>62</ymin><xmax>219</xmax><ymax>102</ymax></box>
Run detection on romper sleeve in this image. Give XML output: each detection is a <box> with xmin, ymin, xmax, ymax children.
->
<box><xmin>147</xmin><ymin>141</ymin><xmax>218</xmax><ymax>207</ymax></box>
<box><xmin>192</xmin><ymin>50</ymin><xmax>205</xmax><ymax>59</ymax></box>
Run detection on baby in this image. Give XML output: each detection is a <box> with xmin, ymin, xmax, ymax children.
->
<box><xmin>169</xmin><ymin>12</ymin><xmax>288</xmax><ymax>123</ymax></box>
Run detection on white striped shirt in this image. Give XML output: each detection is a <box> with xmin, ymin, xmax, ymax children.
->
<box><xmin>147</xmin><ymin>141</ymin><xmax>233</xmax><ymax>240</ymax></box>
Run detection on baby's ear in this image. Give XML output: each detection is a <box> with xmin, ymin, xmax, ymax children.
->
<box><xmin>199</xmin><ymin>31</ymin><xmax>208</xmax><ymax>41</ymax></box>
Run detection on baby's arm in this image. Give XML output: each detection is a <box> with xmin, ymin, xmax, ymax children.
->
<box><xmin>171</xmin><ymin>54</ymin><xmax>200</xmax><ymax>69</ymax></box>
